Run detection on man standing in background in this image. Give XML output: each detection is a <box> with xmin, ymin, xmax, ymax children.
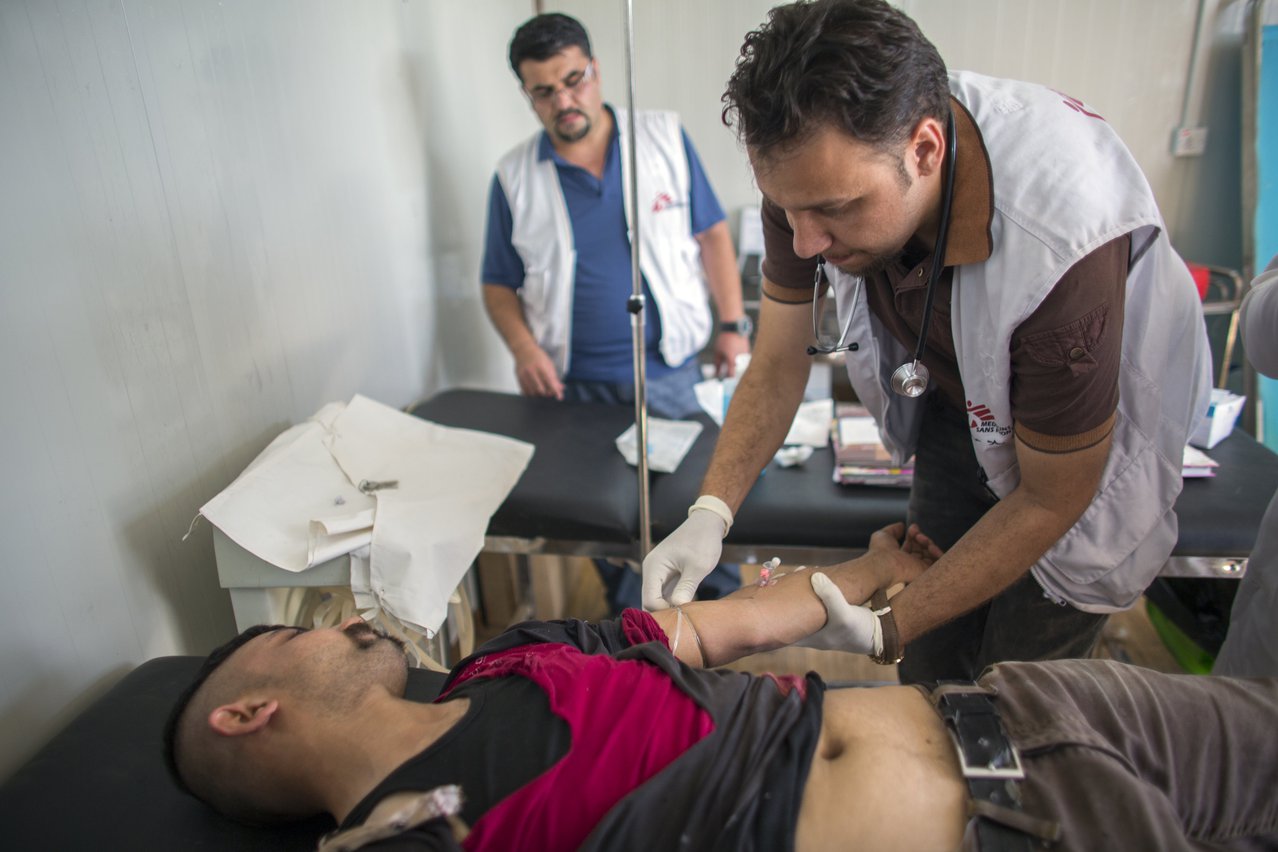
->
<box><xmin>481</xmin><ymin>13</ymin><xmax>750</xmax><ymax>613</ymax></box>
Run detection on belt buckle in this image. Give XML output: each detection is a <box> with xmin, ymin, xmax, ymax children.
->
<box><xmin>948</xmin><ymin>728</ymin><xmax>1025</xmax><ymax>781</ymax></box>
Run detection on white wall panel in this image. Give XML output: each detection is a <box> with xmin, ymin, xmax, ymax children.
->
<box><xmin>401</xmin><ymin>0</ymin><xmax>537</xmax><ymax>393</ymax></box>
<box><xmin>0</xmin><ymin>0</ymin><xmax>439</xmax><ymax>779</ymax></box>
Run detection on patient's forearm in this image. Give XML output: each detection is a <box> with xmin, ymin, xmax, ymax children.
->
<box><xmin>649</xmin><ymin>554</ymin><xmax>893</xmax><ymax>667</ymax></box>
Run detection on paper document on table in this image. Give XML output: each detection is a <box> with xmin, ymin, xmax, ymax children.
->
<box><xmin>615</xmin><ymin>418</ymin><xmax>704</xmax><ymax>473</ymax></box>
<box><xmin>784</xmin><ymin>399</ymin><xmax>834</xmax><ymax>446</ymax></box>
<box><xmin>1182</xmin><ymin>444</ymin><xmax>1220</xmax><ymax>478</ymax></box>
<box><xmin>694</xmin><ymin>379</ymin><xmax>728</xmax><ymax>425</ymax></box>
<box><xmin>694</xmin><ymin>378</ymin><xmax>833</xmax><ymax>449</ymax></box>
<box><xmin>839</xmin><ymin>416</ymin><xmax>882</xmax><ymax>447</ymax></box>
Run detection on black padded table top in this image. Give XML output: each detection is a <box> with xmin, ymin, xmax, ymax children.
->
<box><xmin>410</xmin><ymin>389</ymin><xmax>639</xmax><ymax>544</ymax></box>
<box><xmin>649</xmin><ymin>412</ymin><xmax>909</xmax><ymax>549</ymax></box>
<box><xmin>413</xmin><ymin>388</ymin><xmax>1278</xmax><ymax>558</ymax></box>
<box><xmin>663</xmin><ymin>417</ymin><xmax>1278</xmax><ymax>558</ymax></box>
<box><xmin>1174</xmin><ymin>429</ymin><xmax>1278</xmax><ymax>555</ymax></box>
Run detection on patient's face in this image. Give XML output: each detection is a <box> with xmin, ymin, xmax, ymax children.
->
<box><xmin>228</xmin><ymin>618</ymin><xmax>410</xmax><ymax>710</ymax></box>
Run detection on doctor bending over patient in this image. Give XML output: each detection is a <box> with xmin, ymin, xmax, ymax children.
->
<box><xmin>643</xmin><ymin>0</ymin><xmax>1213</xmax><ymax>683</ymax></box>
<box><xmin>165</xmin><ymin>525</ymin><xmax>1278</xmax><ymax>852</ymax></box>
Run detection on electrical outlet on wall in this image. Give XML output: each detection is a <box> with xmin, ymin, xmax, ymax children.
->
<box><xmin>1172</xmin><ymin>126</ymin><xmax>1209</xmax><ymax>157</ymax></box>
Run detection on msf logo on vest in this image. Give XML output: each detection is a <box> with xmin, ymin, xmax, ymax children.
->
<box><xmin>651</xmin><ymin>191</ymin><xmax>687</xmax><ymax>213</ymax></box>
<box><xmin>967</xmin><ymin>400</ymin><xmax>1013</xmax><ymax>444</ymax></box>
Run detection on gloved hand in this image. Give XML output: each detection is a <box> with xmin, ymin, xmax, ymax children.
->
<box><xmin>795</xmin><ymin>571</ymin><xmax>883</xmax><ymax>655</ymax></box>
<box><xmin>642</xmin><ymin>507</ymin><xmax>726</xmax><ymax>610</ymax></box>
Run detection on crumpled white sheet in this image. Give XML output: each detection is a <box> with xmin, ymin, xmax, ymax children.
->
<box><xmin>199</xmin><ymin>394</ymin><xmax>534</xmax><ymax>635</ymax></box>
<box><xmin>614</xmin><ymin>418</ymin><xmax>703</xmax><ymax>473</ymax></box>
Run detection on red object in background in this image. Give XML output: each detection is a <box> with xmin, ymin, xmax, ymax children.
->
<box><xmin>1186</xmin><ymin>261</ymin><xmax>1211</xmax><ymax>300</ymax></box>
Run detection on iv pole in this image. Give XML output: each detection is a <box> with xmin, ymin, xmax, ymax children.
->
<box><xmin>621</xmin><ymin>0</ymin><xmax>653</xmax><ymax>559</ymax></box>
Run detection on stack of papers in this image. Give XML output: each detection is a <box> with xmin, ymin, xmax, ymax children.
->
<box><xmin>832</xmin><ymin>403</ymin><xmax>913</xmax><ymax>487</ymax></box>
<box><xmin>615</xmin><ymin>418</ymin><xmax>703</xmax><ymax>473</ymax></box>
<box><xmin>1182</xmin><ymin>444</ymin><xmax>1220</xmax><ymax>478</ymax></box>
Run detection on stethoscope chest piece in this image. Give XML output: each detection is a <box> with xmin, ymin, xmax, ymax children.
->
<box><xmin>890</xmin><ymin>360</ymin><xmax>931</xmax><ymax>398</ymax></box>
<box><xmin>807</xmin><ymin>112</ymin><xmax>956</xmax><ymax>402</ymax></box>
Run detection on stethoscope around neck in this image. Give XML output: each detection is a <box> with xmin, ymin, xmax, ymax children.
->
<box><xmin>807</xmin><ymin>111</ymin><xmax>958</xmax><ymax>399</ymax></box>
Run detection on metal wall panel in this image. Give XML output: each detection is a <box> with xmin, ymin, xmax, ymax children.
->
<box><xmin>0</xmin><ymin>0</ymin><xmax>439</xmax><ymax>779</ymax></box>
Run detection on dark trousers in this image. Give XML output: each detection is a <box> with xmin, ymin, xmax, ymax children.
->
<box><xmin>563</xmin><ymin>359</ymin><xmax>741</xmax><ymax>615</ymax></box>
<box><xmin>947</xmin><ymin>660</ymin><xmax>1278</xmax><ymax>850</ymax></box>
<box><xmin>897</xmin><ymin>395</ymin><xmax>1107</xmax><ymax>684</ymax></box>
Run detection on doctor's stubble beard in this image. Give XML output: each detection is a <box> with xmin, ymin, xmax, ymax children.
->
<box><xmin>553</xmin><ymin>108</ymin><xmax>591</xmax><ymax>143</ymax></box>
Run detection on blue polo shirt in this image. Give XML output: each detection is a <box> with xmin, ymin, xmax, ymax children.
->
<box><xmin>481</xmin><ymin>107</ymin><xmax>726</xmax><ymax>383</ymax></box>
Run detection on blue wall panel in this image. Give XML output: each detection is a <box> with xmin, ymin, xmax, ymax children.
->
<box><xmin>1257</xmin><ymin>25</ymin><xmax>1278</xmax><ymax>449</ymax></box>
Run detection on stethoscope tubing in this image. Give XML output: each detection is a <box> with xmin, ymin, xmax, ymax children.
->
<box><xmin>811</xmin><ymin>110</ymin><xmax>958</xmax><ymax>394</ymax></box>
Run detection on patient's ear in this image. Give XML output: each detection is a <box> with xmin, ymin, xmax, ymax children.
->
<box><xmin>208</xmin><ymin>698</ymin><xmax>280</xmax><ymax>737</ymax></box>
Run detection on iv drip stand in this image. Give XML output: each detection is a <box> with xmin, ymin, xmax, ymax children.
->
<box><xmin>622</xmin><ymin>0</ymin><xmax>652</xmax><ymax>559</ymax></box>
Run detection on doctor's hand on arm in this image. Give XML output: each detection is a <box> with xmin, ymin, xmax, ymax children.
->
<box><xmin>642</xmin><ymin>293</ymin><xmax>816</xmax><ymax>610</ymax></box>
<box><xmin>648</xmin><ymin>522</ymin><xmax>931</xmax><ymax>667</ymax></box>
<box><xmin>794</xmin><ymin>523</ymin><xmax>934</xmax><ymax>654</ymax></box>
<box><xmin>482</xmin><ymin>283</ymin><xmax>564</xmax><ymax>400</ymax></box>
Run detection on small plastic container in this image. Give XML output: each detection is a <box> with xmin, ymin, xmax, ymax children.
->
<box><xmin>1189</xmin><ymin>388</ymin><xmax>1246</xmax><ymax>449</ymax></box>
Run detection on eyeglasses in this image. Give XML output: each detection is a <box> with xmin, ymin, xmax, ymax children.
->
<box><xmin>525</xmin><ymin>63</ymin><xmax>596</xmax><ymax>106</ymax></box>
<box><xmin>807</xmin><ymin>258</ymin><xmax>861</xmax><ymax>355</ymax></box>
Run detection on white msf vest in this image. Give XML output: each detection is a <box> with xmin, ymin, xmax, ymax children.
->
<box><xmin>829</xmin><ymin>71</ymin><xmax>1211</xmax><ymax>612</ymax></box>
<box><xmin>495</xmin><ymin>108</ymin><xmax>712</xmax><ymax>376</ymax></box>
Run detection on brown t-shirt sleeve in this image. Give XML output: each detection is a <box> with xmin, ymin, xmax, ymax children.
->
<box><xmin>759</xmin><ymin>198</ymin><xmax>824</xmax><ymax>303</ymax></box>
<box><xmin>1010</xmin><ymin>234</ymin><xmax>1130</xmax><ymax>452</ymax></box>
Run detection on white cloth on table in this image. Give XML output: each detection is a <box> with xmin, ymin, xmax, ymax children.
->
<box><xmin>199</xmin><ymin>394</ymin><xmax>533</xmax><ymax>636</ymax></box>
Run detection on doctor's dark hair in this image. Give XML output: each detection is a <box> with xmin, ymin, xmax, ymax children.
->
<box><xmin>508</xmin><ymin>13</ymin><xmax>593</xmax><ymax>81</ymax></box>
<box><xmin>722</xmin><ymin>0</ymin><xmax>950</xmax><ymax>157</ymax></box>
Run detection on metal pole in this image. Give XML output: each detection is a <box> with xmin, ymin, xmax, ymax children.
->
<box><xmin>622</xmin><ymin>0</ymin><xmax>652</xmax><ymax>559</ymax></box>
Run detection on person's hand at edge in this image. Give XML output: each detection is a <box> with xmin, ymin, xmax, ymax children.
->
<box><xmin>512</xmin><ymin>342</ymin><xmax>564</xmax><ymax>400</ymax></box>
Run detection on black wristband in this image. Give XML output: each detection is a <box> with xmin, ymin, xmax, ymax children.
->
<box><xmin>869</xmin><ymin>589</ymin><xmax>904</xmax><ymax>665</ymax></box>
<box><xmin>719</xmin><ymin>316</ymin><xmax>753</xmax><ymax>337</ymax></box>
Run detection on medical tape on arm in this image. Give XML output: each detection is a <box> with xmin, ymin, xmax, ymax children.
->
<box><xmin>671</xmin><ymin>605</ymin><xmax>707</xmax><ymax>667</ymax></box>
<box><xmin>689</xmin><ymin>495</ymin><xmax>734</xmax><ymax>538</ymax></box>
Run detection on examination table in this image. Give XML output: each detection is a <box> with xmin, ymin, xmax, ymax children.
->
<box><xmin>0</xmin><ymin>656</ymin><xmax>448</xmax><ymax>850</ymax></box>
<box><xmin>6</xmin><ymin>389</ymin><xmax>1271</xmax><ymax>850</ymax></box>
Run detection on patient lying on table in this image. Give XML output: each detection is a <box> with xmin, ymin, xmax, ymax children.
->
<box><xmin>165</xmin><ymin>524</ymin><xmax>1278</xmax><ymax>851</ymax></box>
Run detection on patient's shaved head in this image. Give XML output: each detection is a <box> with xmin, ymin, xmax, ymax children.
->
<box><xmin>163</xmin><ymin>621</ymin><xmax>409</xmax><ymax>824</ymax></box>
